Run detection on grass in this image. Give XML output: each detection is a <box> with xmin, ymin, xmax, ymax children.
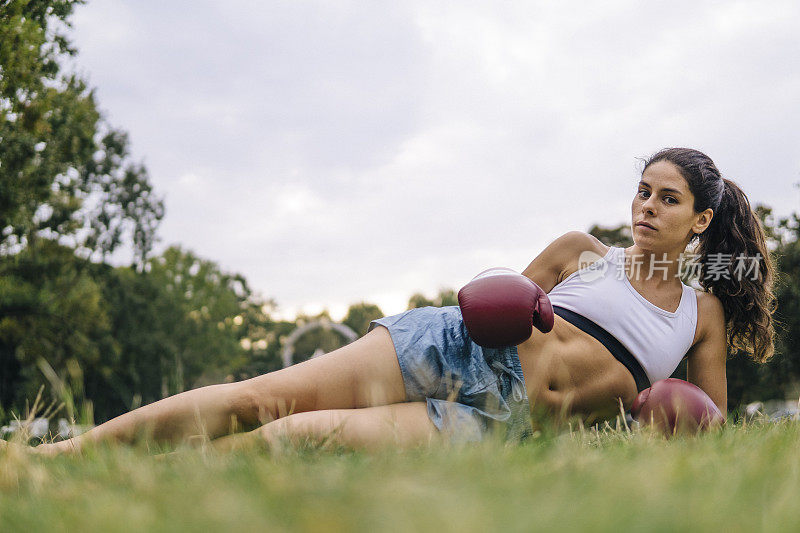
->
<box><xmin>2</xmin><ymin>419</ymin><xmax>800</xmax><ymax>532</ymax></box>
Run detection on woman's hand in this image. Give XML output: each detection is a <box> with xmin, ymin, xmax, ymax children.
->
<box><xmin>458</xmin><ymin>267</ymin><xmax>554</xmax><ymax>348</ymax></box>
<box><xmin>631</xmin><ymin>378</ymin><xmax>725</xmax><ymax>436</ymax></box>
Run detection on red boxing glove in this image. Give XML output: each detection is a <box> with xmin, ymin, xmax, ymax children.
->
<box><xmin>631</xmin><ymin>378</ymin><xmax>724</xmax><ymax>436</ymax></box>
<box><xmin>458</xmin><ymin>267</ymin><xmax>555</xmax><ymax>348</ymax></box>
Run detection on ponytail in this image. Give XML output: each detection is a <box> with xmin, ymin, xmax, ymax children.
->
<box><xmin>693</xmin><ymin>178</ymin><xmax>777</xmax><ymax>362</ymax></box>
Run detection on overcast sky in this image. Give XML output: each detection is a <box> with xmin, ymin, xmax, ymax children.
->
<box><xmin>69</xmin><ymin>1</ymin><xmax>800</xmax><ymax>320</ymax></box>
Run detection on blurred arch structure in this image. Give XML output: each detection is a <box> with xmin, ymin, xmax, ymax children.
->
<box><xmin>281</xmin><ymin>318</ymin><xmax>358</xmax><ymax>368</ymax></box>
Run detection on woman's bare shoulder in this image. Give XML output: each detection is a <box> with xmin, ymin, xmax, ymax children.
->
<box><xmin>522</xmin><ymin>231</ymin><xmax>608</xmax><ymax>292</ymax></box>
<box><xmin>552</xmin><ymin>231</ymin><xmax>609</xmax><ymax>258</ymax></box>
<box><xmin>556</xmin><ymin>231</ymin><xmax>610</xmax><ymax>282</ymax></box>
<box><xmin>692</xmin><ymin>289</ymin><xmax>726</xmax><ymax>346</ymax></box>
<box><xmin>694</xmin><ymin>290</ymin><xmax>725</xmax><ymax>318</ymax></box>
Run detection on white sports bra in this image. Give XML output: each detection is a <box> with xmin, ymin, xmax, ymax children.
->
<box><xmin>547</xmin><ymin>246</ymin><xmax>698</xmax><ymax>383</ymax></box>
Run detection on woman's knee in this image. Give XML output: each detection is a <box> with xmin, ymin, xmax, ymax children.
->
<box><xmin>256</xmin><ymin>411</ymin><xmax>330</xmax><ymax>449</ymax></box>
<box><xmin>214</xmin><ymin>380</ymin><xmax>277</xmax><ymax>429</ymax></box>
<box><xmin>273</xmin><ymin>409</ymin><xmax>343</xmax><ymax>435</ymax></box>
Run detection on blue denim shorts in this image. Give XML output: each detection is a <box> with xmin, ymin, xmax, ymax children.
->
<box><xmin>369</xmin><ymin>306</ymin><xmax>533</xmax><ymax>443</ymax></box>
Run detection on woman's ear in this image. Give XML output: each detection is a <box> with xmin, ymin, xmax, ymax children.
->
<box><xmin>692</xmin><ymin>208</ymin><xmax>714</xmax><ymax>236</ymax></box>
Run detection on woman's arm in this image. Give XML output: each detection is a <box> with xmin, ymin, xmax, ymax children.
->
<box><xmin>685</xmin><ymin>291</ymin><xmax>728</xmax><ymax>417</ymax></box>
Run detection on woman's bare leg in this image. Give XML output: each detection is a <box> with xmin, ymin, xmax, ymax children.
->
<box><xmin>210</xmin><ymin>402</ymin><xmax>440</xmax><ymax>453</ymax></box>
<box><xmin>36</xmin><ymin>326</ymin><xmax>406</xmax><ymax>454</ymax></box>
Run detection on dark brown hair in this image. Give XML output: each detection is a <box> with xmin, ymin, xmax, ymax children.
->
<box><xmin>643</xmin><ymin>148</ymin><xmax>776</xmax><ymax>362</ymax></box>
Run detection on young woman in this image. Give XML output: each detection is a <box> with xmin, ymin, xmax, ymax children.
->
<box><xmin>26</xmin><ymin>147</ymin><xmax>776</xmax><ymax>454</ymax></box>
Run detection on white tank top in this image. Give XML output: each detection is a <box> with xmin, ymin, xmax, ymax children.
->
<box><xmin>547</xmin><ymin>246</ymin><xmax>698</xmax><ymax>383</ymax></box>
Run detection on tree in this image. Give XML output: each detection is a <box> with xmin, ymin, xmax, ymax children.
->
<box><xmin>93</xmin><ymin>262</ymin><xmax>182</xmax><ymax>416</ymax></box>
<box><xmin>230</xmin><ymin>298</ymin><xmax>286</xmax><ymax>378</ymax></box>
<box><xmin>0</xmin><ymin>239</ymin><xmax>118</xmax><ymax>420</ymax></box>
<box><xmin>144</xmin><ymin>246</ymin><xmax>253</xmax><ymax>393</ymax></box>
<box><xmin>772</xmin><ymin>212</ymin><xmax>800</xmax><ymax>396</ymax></box>
<box><xmin>588</xmin><ymin>223</ymin><xmax>633</xmax><ymax>248</ymax></box>
<box><xmin>725</xmin><ymin>209</ymin><xmax>800</xmax><ymax>409</ymax></box>
<box><xmin>0</xmin><ymin>0</ymin><xmax>163</xmax><ymax>267</ymax></box>
<box><xmin>81</xmin><ymin>246</ymin><xmax>273</xmax><ymax>420</ymax></box>
<box><xmin>343</xmin><ymin>302</ymin><xmax>384</xmax><ymax>336</ymax></box>
<box><xmin>0</xmin><ymin>0</ymin><xmax>166</xmax><ymax>422</ymax></box>
<box><xmin>407</xmin><ymin>288</ymin><xmax>458</xmax><ymax>309</ymax></box>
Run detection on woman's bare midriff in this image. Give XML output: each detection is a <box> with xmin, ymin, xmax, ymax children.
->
<box><xmin>516</xmin><ymin>315</ymin><xmax>639</xmax><ymax>422</ymax></box>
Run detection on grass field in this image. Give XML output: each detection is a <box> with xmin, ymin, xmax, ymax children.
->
<box><xmin>1</xmin><ymin>419</ymin><xmax>799</xmax><ymax>532</ymax></box>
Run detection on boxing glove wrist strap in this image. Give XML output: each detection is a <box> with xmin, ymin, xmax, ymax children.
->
<box><xmin>553</xmin><ymin>306</ymin><xmax>651</xmax><ymax>393</ymax></box>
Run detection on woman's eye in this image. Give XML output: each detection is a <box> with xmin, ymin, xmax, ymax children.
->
<box><xmin>639</xmin><ymin>190</ymin><xmax>676</xmax><ymax>204</ymax></box>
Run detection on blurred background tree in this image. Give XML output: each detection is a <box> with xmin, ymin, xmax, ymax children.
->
<box><xmin>0</xmin><ymin>239</ymin><xmax>116</xmax><ymax>420</ymax></box>
<box><xmin>407</xmin><ymin>288</ymin><xmax>458</xmax><ymax>309</ymax></box>
<box><xmin>343</xmin><ymin>302</ymin><xmax>384</xmax><ymax>336</ymax></box>
<box><xmin>724</xmin><ymin>209</ymin><xmax>800</xmax><ymax>411</ymax></box>
<box><xmin>1</xmin><ymin>0</ymin><xmax>164</xmax><ymax>423</ymax></box>
<box><xmin>0</xmin><ymin>0</ymin><xmax>164</xmax><ymax>267</ymax></box>
<box><xmin>587</xmin><ymin>224</ymin><xmax>633</xmax><ymax>248</ymax></box>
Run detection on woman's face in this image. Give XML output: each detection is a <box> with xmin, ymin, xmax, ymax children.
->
<box><xmin>631</xmin><ymin>160</ymin><xmax>710</xmax><ymax>252</ymax></box>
